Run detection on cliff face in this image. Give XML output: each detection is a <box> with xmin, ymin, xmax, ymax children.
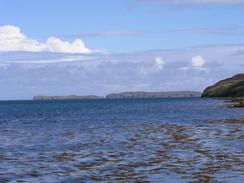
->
<box><xmin>106</xmin><ymin>91</ymin><xmax>201</xmax><ymax>99</ymax></box>
<box><xmin>202</xmin><ymin>74</ymin><xmax>244</xmax><ymax>98</ymax></box>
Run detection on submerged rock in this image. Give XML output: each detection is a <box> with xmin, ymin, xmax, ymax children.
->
<box><xmin>227</xmin><ymin>98</ymin><xmax>244</xmax><ymax>108</ymax></box>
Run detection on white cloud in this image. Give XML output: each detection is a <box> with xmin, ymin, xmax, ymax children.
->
<box><xmin>1</xmin><ymin>44</ymin><xmax>244</xmax><ymax>99</ymax></box>
<box><xmin>0</xmin><ymin>25</ymin><xmax>91</xmax><ymax>53</ymax></box>
<box><xmin>153</xmin><ymin>57</ymin><xmax>164</xmax><ymax>70</ymax></box>
<box><xmin>46</xmin><ymin>37</ymin><xmax>90</xmax><ymax>53</ymax></box>
<box><xmin>7</xmin><ymin>55</ymin><xmax>95</xmax><ymax>64</ymax></box>
<box><xmin>179</xmin><ymin>66</ymin><xmax>190</xmax><ymax>71</ymax></box>
<box><xmin>191</xmin><ymin>55</ymin><xmax>205</xmax><ymax>67</ymax></box>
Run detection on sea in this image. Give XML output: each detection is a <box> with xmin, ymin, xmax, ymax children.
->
<box><xmin>0</xmin><ymin>98</ymin><xmax>243</xmax><ymax>182</ymax></box>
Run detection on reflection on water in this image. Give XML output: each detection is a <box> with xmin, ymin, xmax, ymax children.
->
<box><xmin>0</xmin><ymin>98</ymin><xmax>243</xmax><ymax>182</ymax></box>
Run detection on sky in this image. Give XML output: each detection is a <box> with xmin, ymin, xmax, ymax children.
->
<box><xmin>0</xmin><ymin>0</ymin><xmax>244</xmax><ymax>100</ymax></box>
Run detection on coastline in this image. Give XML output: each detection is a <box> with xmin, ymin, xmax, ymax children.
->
<box><xmin>32</xmin><ymin>91</ymin><xmax>202</xmax><ymax>101</ymax></box>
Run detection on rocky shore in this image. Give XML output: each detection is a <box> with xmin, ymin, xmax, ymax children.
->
<box><xmin>226</xmin><ymin>98</ymin><xmax>244</xmax><ymax>108</ymax></box>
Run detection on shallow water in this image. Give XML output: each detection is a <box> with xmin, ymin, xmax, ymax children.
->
<box><xmin>0</xmin><ymin>98</ymin><xmax>243</xmax><ymax>182</ymax></box>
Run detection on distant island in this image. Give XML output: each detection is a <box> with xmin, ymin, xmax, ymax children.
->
<box><xmin>106</xmin><ymin>91</ymin><xmax>201</xmax><ymax>99</ymax></box>
<box><xmin>33</xmin><ymin>95</ymin><xmax>104</xmax><ymax>100</ymax></box>
<box><xmin>33</xmin><ymin>91</ymin><xmax>202</xmax><ymax>100</ymax></box>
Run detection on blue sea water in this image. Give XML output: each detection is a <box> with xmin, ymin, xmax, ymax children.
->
<box><xmin>0</xmin><ymin>98</ymin><xmax>243</xmax><ymax>182</ymax></box>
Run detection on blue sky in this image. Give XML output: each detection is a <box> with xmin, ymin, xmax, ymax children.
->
<box><xmin>1</xmin><ymin>0</ymin><xmax>244</xmax><ymax>52</ymax></box>
<box><xmin>0</xmin><ymin>0</ymin><xmax>244</xmax><ymax>99</ymax></box>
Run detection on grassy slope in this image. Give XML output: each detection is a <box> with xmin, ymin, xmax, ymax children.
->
<box><xmin>202</xmin><ymin>74</ymin><xmax>244</xmax><ymax>97</ymax></box>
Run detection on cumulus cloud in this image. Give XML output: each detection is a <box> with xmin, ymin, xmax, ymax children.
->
<box><xmin>191</xmin><ymin>55</ymin><xmax>205</xmax><ymax>67</ymax></box>
<box><xmin>46</xmin><ymin>37</ymin><xmax>90</xmax><ymax>53</ymax></box>
<box><xmin>0</xmin><ymin>25</ymin><xmax>91</xmax><ymax>53</ymax></box>
<box><xmin>153</xmin><ymin>57</ymin><xmax>164</xmax><ymax>71</ymax></box>
<box><xmin>138</xmin><ymin>0</ymin><xmax>244</xmax><ymax>5</ymax></box>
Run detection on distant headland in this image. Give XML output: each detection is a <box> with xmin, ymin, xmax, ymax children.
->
<box><xmin>33</xmin><ymin>91</ymin><xmax>202</xmax><ymax>100</ymax></box>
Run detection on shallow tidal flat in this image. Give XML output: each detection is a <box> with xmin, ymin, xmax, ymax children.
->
<box><xmin>0</xmin><ymin>99</ymin><xmax>243</xmax><ymax>182</ymax></box>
